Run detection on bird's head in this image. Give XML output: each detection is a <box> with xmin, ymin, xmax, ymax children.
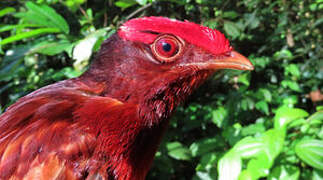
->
<box><xmin>82</xmin><ymin>16</ymin><xmax>253</xmax><ymax>123</ymax></box>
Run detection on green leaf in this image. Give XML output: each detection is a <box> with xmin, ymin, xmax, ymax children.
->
<box><xmin>33</xmin><ymin>40</ymin><xmax>73</xmax><ymax>56</ymax></box>
<box><xmin>238</xmin><ymin>73</ymin><xmax>250</xmax><ymax>86</ymax></box>
<box><xmin>0</xmin><ymin>7</ymin><xmax>16</xmax><ymax>17</ymax></box>
<box><xmin>313</xmin><ymin>169</ymin><xmax>323</xmax><ymax>180</ymax></box>
<box><xmin>281</xmin><ymin>80</ymin><xmax>301</xmax><ymax>92</ymax></box>
<box><xmin>285</xmin><ymin>64</ymin><xmax>300</xmax><ymax>78</ymax></box>
<box><xmin>307</xmin><ymin>111</ymin><xmax>323</xmax><ymax>124</ymax></box>
<box><xmin>0</xmin><ymin>28</ymin><xmax>60</xmax><ymax>46</ymax></box>
<box><xmin>0</xmin><ymin>24</ymin><xmax>41</xmax><ymax>33</ymax></box>
<box><xmin>240</xmin><ymin>98</ymin><xmax>254</xmax><ymax>111</ymax></box>
<box><xmin>222</xmin><ymin>11</ymin><xmax>239</xmax><ymax>19</ymax></box>
<box><xmin>255</xmin><ymin>101</ymin><xmax>269</xmax><ymax>115</ymax></box>
<box><xmin>223</xmin><ymin>21</ymin><xmax>240</xmax><ymax>39</ymax></box>
<box><xmin>268</xmin><ymin>165</ymin><xmax>300</xmax><ymax>180</ymax></box>
<box><xmin>135</xmin><ymin>0</ymin><xmax>148</xmax><ymax>5</ymax></box>
<box><xmin>218</xmin><ymin>150</ymin><xmax>242</xmax><ymax>180</ymax></box>
<box><xmin>190</xmin><ymin>137</ymin><xmax>220</xmax><ymax>157</ymax></box>
<box><xmin>24</xmin><ymin>2</ymin><xmax>69</xmax><ymax>33</ymax></box>
<box><xmin>261</xmin><ymin>129</ymin><xmax>285</xmax><ymax>161</ymax></box>
<box><xmin>241</xmin><ymin>123</ymin><xmax>266</xmax><ymax>136</ymax></box>
<box><xmin>115</xmin><ymin>0</ymin><xmax>137</xmax><ymax>9</ymax></box>
<box><xmin>196</xmin><ymin>152</ymin><xmax>217</xmax><ymax>171</ymax></box>
<box><xmin>295</xmin><ymin>139</ymin><xmax>323</xmax><ymax>170</ymax></box>
<box><xmin>166</xmin><ymin>141</ymin><xmax>192</xmax><ymax>161</ymax></box>
<box><xmin>274</xmin><ymin>106</ymin><xmax>309</xmax><ymax>129</ymax></box>
<box><xmin>282</xmin><ymin>95</ymin><xmax>298</xmax><ymax>106</ymax></box>
<box><xmin>212</xmin><ymin>107</ymin><xmax>228</xmax><ymax>128</ymax></box>
<box><xmin>233</xmin><ymin>137</ymin><xmax>264</xmax><ymax>158</ymax></box>
<box><xmin>258</xmin><ymin>88</ymin><xmax>272</xmax><ymax>102</ymax></box>
<box><xmin>244</xmin><ymin>154</ymin><xmax>271</xmax><ymax>179</ymax></box>
<box><xmin>274</xmin><ymin>49</ymin><xmax>293</xmax><ymax>60</ymax></box>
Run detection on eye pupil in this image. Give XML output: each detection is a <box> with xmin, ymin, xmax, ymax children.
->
<box><xmin>162</xmin><ymin>42</ymin><xmax>172</xmax><ymax>52</ymax></box>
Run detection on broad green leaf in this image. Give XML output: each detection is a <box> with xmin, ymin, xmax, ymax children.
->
<box><xmin>218</xmin><ymin>150</ymin><xmax>241</xmax><ymax>180</ymax></box>
<box><xmin>115</xmin><ymin>0</ymin><xmax>137</xmax><ymax>9</ymax></box>
<box><xmin>135</xmin><ymin>0</ymin><xmax>148</xmax><ymax>5</ymax></box>
<box><xmin>244</xmin><ymin>154</ymin><xmax>271</xmax><ymax>179</ymax></box>
<box><xmin>223</xmin><ymin>21</ymin><xmax>240</xmax><ymax>39</ymax></box>
<box><xmin>0</xmin><ymin>7</ymin><xmax>16</xmax><ymax>17</ymax></box>
<box><xmin>190</xmin><ymin>137</ymin><xmax>220</xmax><ymax>157</ymax></box>
<box><xmin>240</xmin><ymin>98</ymin><xmax>254</xmax><ymax>111</ymax></box>
<box><xmin>33</xmin><ymin>40</ymin><xmax>73</xmax><ymax>56</ymax></box>
<box><xmin>239</xmin><ymin>170</ymin><xmax>253</xmax><ymax>180</ymax></box>
<box><xmin>24</xmin><ymin>2</ymin><xmax>69</xmax><ymax>33</ymax></box>
<box><xmin>268</xmin><ymin>165</ymin><xmax>300</xmax><ymax>180</ymax></box>
<box><xmin>313</xmin><ymin>169</ymin><xmax>323</xmax><ymax>180</ymax></box>
<box><xmin>212</xmin><ymin>107</ymin><xmax>227</xmax><ymax>128</ymax></box>
<box><xmin>238</xmin><ymin>73</ymin><xmax>250</xmax><ymax>86</ymax></box>
<box><xmin>195</xmin><ymin>152</ymin><xmax>217</xmax><ymax>171</ymax></box>
<box><xmin>234</xmin><ymin>137</ymin><xmax>264</xmax><ymax>158</ymax></box>
<box><xmin>274</xmin><ymin>49</ymin><xmax>293</xmax><ymax>60</ymax></box>
<box><xmin>285</xmin><ymin>64</ymin><xmax>300</xmax><ymax>78</ymax></box>
<box><xmin>281</xmin><ymin>80</ymin><xmax>301</xmax><ymax>92</ymax></box>
<box><xmin>258</xmin><ymin>88</ymin><xmax>272</xmax><ymax>102</ymax></box>
<box><xmin>241</xmin><ymin>123</ymin><xmax>266</xmax><ymax>136</ymax></box>
<box><xmin>14</xmin><ymin>12</ymin><xmax>60</xmax><ymax>30</ymax></box>
<box><xmin>255</xmin><ymin>100</ymin><xmax>269</xmax><ymax>115</ymax></box>
<box><xmin>167</xmin><ymin>142</ymin><xmax>192</xmax><ymax>161</ymax></box>
<box><xmin>0</xmin><ymin>28</ymin><xmax>60</xmax><ymax>46</ymax></box>
<box><xmin>307</xmin><ymin>111</ymin><xmax>323</xmax><ymax>124</ymax></box>
<box><xmin>274</xmin><ymin>106</ymin><xmax>309</xmax><ymax>129</ymax></box>
<box><xmin>261</xmin><ymin>129</ymin><xmax>285</xmax><ymax>161</ymax></box>
<box><xmin>295</xmin><ymin>139</ymin><xmax>323</xmax><ymax>170</ymax></box>
<box><xmin>282</xmin><ymin>95</ymin><xmax>298</xmax><ymax>107</ymax></box>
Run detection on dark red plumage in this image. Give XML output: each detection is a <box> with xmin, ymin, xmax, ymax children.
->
<box><xmin>0</xmin><ymin>17</ymin><xmax>253</xmax><ymax>179</ymax></box>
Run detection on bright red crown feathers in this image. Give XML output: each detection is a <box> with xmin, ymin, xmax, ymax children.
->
<box><xmin>118</xmin><ymin>16</ymin><xmax>232</xmax><ymax>55</ymax></box>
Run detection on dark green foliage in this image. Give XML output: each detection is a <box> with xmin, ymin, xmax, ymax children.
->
<box><xmin>0</xmin><ymin>0</ymin><xmax>322</xmax><ymax>179</ymax></box>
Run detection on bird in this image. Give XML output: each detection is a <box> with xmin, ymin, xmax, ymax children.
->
<box><xmin>0</xmin><ymin>16</ymin><xmax>253</xmax><ymax>180</ymax></box>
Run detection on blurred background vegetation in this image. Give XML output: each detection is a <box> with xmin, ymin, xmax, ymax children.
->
<box><xmin>0</xmin><ymin>0</ymin><xmax>322</xmax><ymax>179</ymax></box>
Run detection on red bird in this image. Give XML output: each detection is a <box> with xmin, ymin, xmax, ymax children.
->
<box><xmin>0</xmin><ymin>17</ymin><xmax>253</xmax><ymax>179</ymax></box>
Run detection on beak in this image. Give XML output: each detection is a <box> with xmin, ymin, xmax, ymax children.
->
<box><xmin>208</xmin><ymin>51</ymin><xmax>254</xmax><ymax>71</ymax></box>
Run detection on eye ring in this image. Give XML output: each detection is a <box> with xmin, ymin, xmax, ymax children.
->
<box><xmin>150</xmin><ymin>34</ymin><xmax>184</xmax><ymax>63</ymax></box>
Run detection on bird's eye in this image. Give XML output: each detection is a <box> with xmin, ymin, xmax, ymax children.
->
<box><xmin>151</xmin><ymin>34</ymin><xmax>184</xmax><ymax>63</ymax></box>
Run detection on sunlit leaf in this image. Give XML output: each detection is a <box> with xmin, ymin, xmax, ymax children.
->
<box><xmin>295</xmin><ymin>139</ymin><xmax>323</xmax><ymax>170</ymax></box>
<box><xmin>167</xmin><ymin>141</ymin><xmax>192</xmax><ymax>161</ymax></box>
<box><xmin>33</xmin><ymin>40</ymin><xmax>73</xmax><ymax>56</ymax></box>
<box><xmin>25</xmin><ymin>2</ymin><xmax>69</xmax><ymax>33</ymax></box>
<box><xmin>0</xmin><ymin>28</ymin><xmax>60</xmax><ymax>46</ymax></box>
<box><xmin>234</xmin><ymin>137</ymin><xmax>264</xmax><ymax>158</ymax></box>
<box><xmin>268</xmin><ymin>165</ymin><xmax>300</xmax><ymax>180</ymax></box>
<box><xmin>115</xmin><ymin>0</ymin><xmax>137</xmax><ymax>9</ymax></box>
<box><xmin>218</xmin><ymin>150</ymin><xmax>241</xmax><ymax>180</ymax></box>
<box><xmin>212</xmin><ymin>107</ymin><xmax>227</xmax><ymax>128</ymax></box>
<box><xmin>274</xmin><ymin>106</ymin><xmax>309</xmax><ymax>129</ymax></box>
<box><xmin>0</xmin><ymin>7</ymin><xmax>16</xmax><ymax>17</ymax></box>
